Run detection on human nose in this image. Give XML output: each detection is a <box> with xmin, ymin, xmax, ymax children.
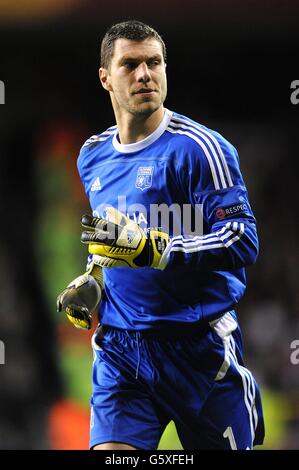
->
<box><xmin>135</xmin><ymin>62</ymin><xmax>150</xmax><ymax>83</ymax></box>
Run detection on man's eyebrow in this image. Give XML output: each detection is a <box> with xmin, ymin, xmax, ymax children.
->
<box><xmin>119</xmin><ymin>54</ymin><xmax>162</xmax><ymax>64</ymax></box>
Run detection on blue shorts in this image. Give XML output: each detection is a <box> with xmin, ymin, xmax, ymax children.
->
<box><xmin>90</xmin><ymin>312</ymin><xmax>265</xmax><ymax>450</ymax></box>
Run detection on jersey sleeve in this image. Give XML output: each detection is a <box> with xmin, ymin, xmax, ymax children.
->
<box><xmin>77</xmin><ymin>144</ymin><xmax>91</xmax><ymax>197</ymax></box>
<box><xmin>159</xmin><ymin>134</ymin><xmax>259</xmax><ymax>271</ymax></box>
<box><xmin>77</xmin><ymin>142</ymin><xmax>95</xmax><ymax>271</ymax></box>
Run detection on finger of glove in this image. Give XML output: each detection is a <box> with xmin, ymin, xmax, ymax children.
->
<box><xmin>87</xmin><ymin>242</ymin><xmax>112</xmax><ymax>256</ymax></box>
<box><xmin>81</xmin><ymin>230</ymin><xmax>112</xmax><ymax>245</ymax></box>
<box><xmin>66</xmin><ymin>309</ymin><xmax>91</xmax><ymax>330</ymax></box>
<box><xmin>81</xmin><ymin>221</ymin><xmax>120</xmax><ymax>245</ymax></box>
<box><xmin>105</xmin><ymin>207</ymin><xmax>132</xmax><ymax>227</ymax></box>
<box><xmin>92</xmin><ymin>253</ymin><xmax>126</xmax><ymax>268</ymax></box>
<box><xmin>57</xmin><ymin>289</ymin><xmax>69</xmax><ymax>312</ymax></box>
<box><xmin>57</xmin><ymin>288</ymin><xmax>89</xmax><ymax>315</ymax></box>
<box><xmin>65</xmin><ymin>303</ymin><xmax>89</xmax><ymax>316</ymax></box>
<box><xmin>81</xmin><ymin>214</ymin><xmax>103</xmax><ymax>229</ymax></box>
<box><xmin>92</xmin><ymin>253</ymin><xmax>131</xmax><ymax>268</ymax></box>
<box><xmin>81</xmin><ymin>215</ymin><xmax>117</xmax><ymax>243</ymax></box>
<box><xmin>83</xmin><ymin>207</ymin><xmax>129</xmax><ymax>227</ymax></box>
<box><xmin>57</xmin><ymin>298</ymin><xmax>62</xmax><ymax>312</ymax></box>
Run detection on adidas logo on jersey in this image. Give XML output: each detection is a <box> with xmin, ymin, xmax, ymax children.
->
<box><xmin>91</xmin><ymin>177</ymin><xmax>101</xmax><ymax>192</ymax></box>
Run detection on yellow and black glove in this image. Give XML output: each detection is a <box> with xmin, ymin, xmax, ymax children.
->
<box><xmin>57</xmin><ymin>264</ymin><xmax>103</xmax><ymax>330</ymax></box>
<box><xmin>81</xmin><ymin>207</ymin><xmax>170</xmax><ymax>269</ymax></box>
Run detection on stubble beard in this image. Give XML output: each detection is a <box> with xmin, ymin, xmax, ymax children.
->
<box><xmin>125</xmin><ymin>86</ymin><xmax>167</xmax><ymax>118</ymax></box>
<box><xmin>128</xmin><ymin>102</ymin><xmax>160</xmax><ymax>117</ymax></box>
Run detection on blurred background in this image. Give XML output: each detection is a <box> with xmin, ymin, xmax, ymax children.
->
<box><xmin>0</xmin><ymin>0</ymin><xmax>298</xmax><ymax>450</ymax></box>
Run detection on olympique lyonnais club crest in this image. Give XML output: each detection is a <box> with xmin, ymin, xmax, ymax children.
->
<box><xmin>135</xmin><ymin>166</ymin><xmax>154</xmax><ymax>191</ymax></box>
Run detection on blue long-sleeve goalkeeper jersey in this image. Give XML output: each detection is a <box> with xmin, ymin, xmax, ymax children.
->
<box><xmin>77</xmin><ymin>109</ymin><xmax>258</xmax><ymax>329</ymax></box>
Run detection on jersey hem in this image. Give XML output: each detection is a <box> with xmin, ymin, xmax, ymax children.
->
<box><xmin>90</xmin><ymin>435</ymin><xmax>155</xmax><ymax>450</ymax></box>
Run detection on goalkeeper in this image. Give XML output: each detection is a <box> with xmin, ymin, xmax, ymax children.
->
<box><xmin>57</xmin><ymin>20</ymin><xmax>265</xmax><ymax>450</ymax></box>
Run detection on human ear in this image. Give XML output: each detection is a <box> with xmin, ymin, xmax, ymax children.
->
<box><xmin>99</xmin><ymin>67</ymin><xmax>112</xmax><ymax>91</ymax></box>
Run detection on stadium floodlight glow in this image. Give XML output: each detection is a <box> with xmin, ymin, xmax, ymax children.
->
<box><xmin>0</xmin><ymin>80</ymin><xmax>4</xmax><ymax>104</ymax></box>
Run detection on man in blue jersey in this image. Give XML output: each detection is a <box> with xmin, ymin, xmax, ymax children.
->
<box><xmin>57</xmin><ymin>20</ymin><xmax>265</xmax><ymax>450</ymax></box>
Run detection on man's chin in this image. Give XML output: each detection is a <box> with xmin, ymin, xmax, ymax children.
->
<box><xmin>131</xmin><ymin>101</ymin><xmax>161</xmax><ymax>117</ymax></box>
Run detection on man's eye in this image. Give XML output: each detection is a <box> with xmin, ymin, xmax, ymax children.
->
<box><xmin>149</xmin><ymin>60</ymin><xmax>160</xmax><ymax>67</ymax></box>
<box><xmin>124</xmin><ymin>62</ymin><xmax>135</xmax><ymax>70</ymax></box>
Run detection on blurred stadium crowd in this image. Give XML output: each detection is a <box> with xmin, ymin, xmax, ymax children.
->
<box><xmin>0</xmin><ymin>0</ymin><xmax>298</xmax><ymax>449</ymax></box>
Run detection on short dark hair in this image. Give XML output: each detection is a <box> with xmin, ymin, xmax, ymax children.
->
<box><xmin>100</xmin><ymin>20</ymin><xmax>167</xmax><ymax>69</ymax></box>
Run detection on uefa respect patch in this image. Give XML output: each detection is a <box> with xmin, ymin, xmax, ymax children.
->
<box><xmin>215</xmin><ymin>203</ymin><xmax>247</xmax><ymax>219</ymax></box>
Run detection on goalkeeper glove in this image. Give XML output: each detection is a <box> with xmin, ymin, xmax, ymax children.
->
<box><xmin>81</xmin><ymin>207</ymin><xmax>169</xmax><ymax>268</ymax></box>
<box><xmin>56</xmin><ymin>263</ymin><xmax>103</xmax><ymax>330</ymax></box>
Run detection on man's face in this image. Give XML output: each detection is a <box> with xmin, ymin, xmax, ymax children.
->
<box><xmin>100</xmin><ymin>38</ymin><xmax>167</xmax><ymax>117</ymax></box>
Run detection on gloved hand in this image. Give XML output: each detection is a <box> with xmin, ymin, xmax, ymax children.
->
<box><xmin>80</xmin><ymin>207</ymin><xmax>170</xmax><ymax>268</ymax></box>
<box><xmin>57</xmin><ymin>264</ymin><xmax>103</xmax><ymax>330</ymax></box>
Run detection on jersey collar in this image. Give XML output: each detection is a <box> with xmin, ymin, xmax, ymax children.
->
<box><xmin>112</xmin><ymin>108</ymin><xmax>173</xmax><ymax>154</ymax></box>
